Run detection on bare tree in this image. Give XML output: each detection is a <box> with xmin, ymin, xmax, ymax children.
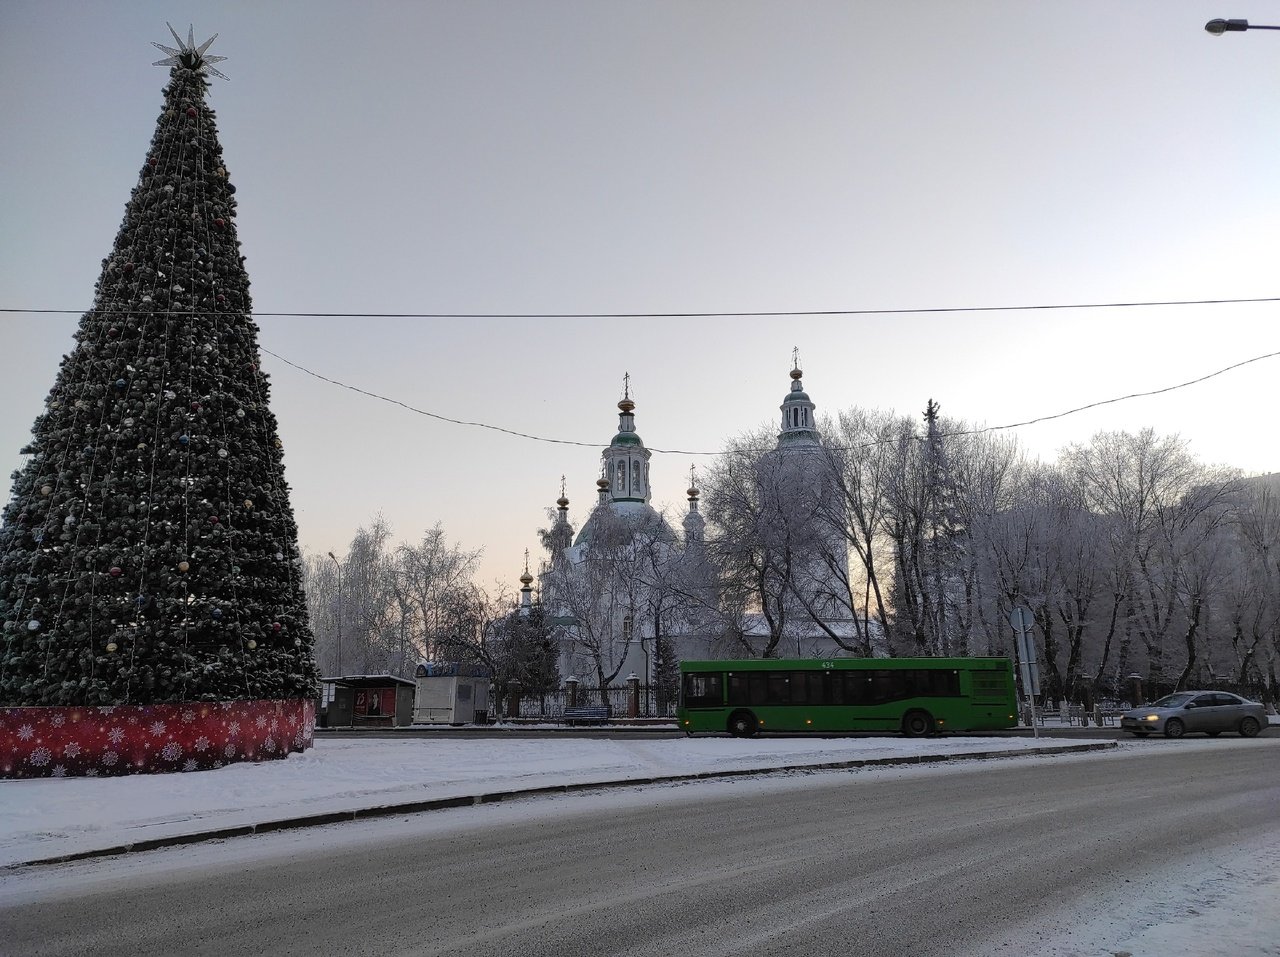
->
<box><xmin>1059</xmin><ymin>430</ymin><xmax>1243</xmax><ymax>690</ymax></box>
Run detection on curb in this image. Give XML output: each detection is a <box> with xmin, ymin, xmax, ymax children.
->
<box><xmin>10</xmin><ymin>741</ymin><xmax>1116</xmax><ymax>869</ymax></box>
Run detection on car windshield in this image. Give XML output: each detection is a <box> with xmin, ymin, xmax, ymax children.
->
<box><xmin>1151</xmin><ymin>693</ymin><xmax>1194</xmax><ymax>708</ymax></box>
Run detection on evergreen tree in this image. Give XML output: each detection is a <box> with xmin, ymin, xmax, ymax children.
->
<box><xmin>0</xmin><ymin>27</ymin><xmax>318</xmax><ymax>706</ymax></box>
<box><xmin>919</xmin><ymin>399</ymin><xmax>967</xmax><ymax>654</ymax></box>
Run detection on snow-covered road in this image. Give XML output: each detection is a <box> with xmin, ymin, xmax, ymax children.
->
<box><xmin>2</xmin><ymin>737</ymin><xmax>1276</xmax><ymax>957</ymax></box>
<box><xmin>0</xmin><ymin>732</ymin><xmax>1094</xmax><ymax>867</ymax></box>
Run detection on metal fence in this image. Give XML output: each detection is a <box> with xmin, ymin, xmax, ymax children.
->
<box><xmin>488</xmin><ymin>685</ymin><xmax>678</xmax><ymax>721</ymax></box>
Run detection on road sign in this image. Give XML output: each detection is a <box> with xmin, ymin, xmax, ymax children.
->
<box><xmin>1009</xmin><ymin>606</ymin><xmax>1034</xmax><ymax>632</ymax></box>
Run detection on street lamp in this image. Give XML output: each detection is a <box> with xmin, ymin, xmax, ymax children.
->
<box><xmin>1205</xmin><ymin>18</ymin><xmax>1280</xmax><ymax>34</ymax></box>
<box><xmin>327</xmin><ymin>551</ymin><xmax>343</xmax><ymax>676</ymax></box>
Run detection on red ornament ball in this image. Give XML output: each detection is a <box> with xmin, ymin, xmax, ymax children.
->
<box><xmin>214</xmin><ymin>218</ymin><xmax>226</xmax><ymax>228</ymax></box>
<box><xmin>123</xmin><ymin>262</ymin><xmax>135</xmax><ymax>273</ymax></box>
<box><xmin>216</xmin><ymin>294</ymin><xmax>226</xmax><ymax>303</ymax></box>
<box><xmin>190</xmin><ymin>401</ymin><xmax>201</xmax><ymax>411</ymax></box>
<box><xmin>186</xmin><ymin>107</ymin><xmax>197</xmax><ymax>118</ymax></box>
<box><xmin>109</xmin><ymin>566</ymin><xmax>122</xmax><ymax>577</ymax></box>
<box><xmin>148</xmin><ymin>157</ymin><xmax>157</xmax><ymax>167</ymax></box>
<box><xmin>272</xmin><ymin>622</ymin><xmax>282</xmax><ymax>633</ymax></box>
<box><xmin>107</xmin><ymin>327</ymin><xmax>119</xmax><ymax>337</ymax></box>
<box><xmin>208</xmin><ymin>515</ymin><xmax>219</xmax><ymax>524</ymax></box>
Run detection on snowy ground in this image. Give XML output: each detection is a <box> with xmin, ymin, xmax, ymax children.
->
<box><xmin>0</xmin><ymin>732</ymin><xmax>1093</xmax><ymax>868</ymax></box>
<box><xmin>1</xmin><ymin>734</ymin><xmax>1277</xmax><ymax>956</ymax></box>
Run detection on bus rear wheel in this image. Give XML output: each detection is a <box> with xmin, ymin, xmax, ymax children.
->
<box><xmin>901</xmin><ymin>710</ymin><xmax>934</xmax><ymax>737</ymax></box>
<box><xmin>728</xmin><ymin>710</ymin><xmax>758</xmax><ymax>738</ymax></box>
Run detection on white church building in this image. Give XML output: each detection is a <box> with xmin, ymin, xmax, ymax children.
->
<box><xmin>524</xmin><ymin>359</ymin><xmax>863</xmax><ymax>691</ymax></box>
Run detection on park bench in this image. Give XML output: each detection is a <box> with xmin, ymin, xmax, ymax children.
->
<box><xmin>562</xmin><ymin>706</ymin><xmax>610</xmax><ymax>726</ymax></box>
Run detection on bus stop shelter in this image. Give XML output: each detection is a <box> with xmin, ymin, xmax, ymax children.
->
<box><xmin>320</xmin><ymin>675</ymin><xmax>416</xmax><ymax>728</ymax></box>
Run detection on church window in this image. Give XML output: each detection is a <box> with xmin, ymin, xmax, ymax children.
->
<box><xmin>801</xmin><ymin>408</ymin><xmax>808</xmax><ymax>426</ymax></box>
<box><xmin>615</xmin><ymin>461</ymin><xmax>625</xmax><ymax>490</ymax></box>
<box><xmin>632</xmin><ymin>460</ymin><xmax>640</xmax><ymax>490</ymax></box>
<box><xmin>792</xmin><ymin>408</ymin><xmax>799</xmax><ymax>427</ymax></box>
<box><xmin>623</xmin><ymin>615</ymin><xmax>633</xmax><ymax>643</ymax></box>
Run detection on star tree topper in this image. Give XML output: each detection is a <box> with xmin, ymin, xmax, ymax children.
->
<box><xmin>152</xmin><ymin>23</ymin><xmax>229</xmax><ymax>80</ymax></box>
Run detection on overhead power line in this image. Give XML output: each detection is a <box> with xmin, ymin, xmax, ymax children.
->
<box><xmin>259</xmin><ymin>346</ymin><xmax>1280</xmax><ymax>456</ymax></box>
<box><xmin>3</xmin><ymin>293</ymin><xmax>1280</xmax><ymax>319</ymax></box>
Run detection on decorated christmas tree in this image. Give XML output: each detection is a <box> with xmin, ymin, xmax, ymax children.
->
<box><xmin>0</xmin><ymin>27</ymin><xmax>318</xmax><ymax>710</ymax></box>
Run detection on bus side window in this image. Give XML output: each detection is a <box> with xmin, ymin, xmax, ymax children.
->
<box><xmin>843</xmin><ymin>672</ymin><xmax>868</xmax><ymax>706</ymax></box>
<box><xmin>728</xmin><ymin>673</ymin><xmax>749</xmax><ymax>706</ymax></box>
<box><xmin>790</xmin><ymin>671</ymin><xmax>808</xmax><ymax>705</ymax></box>
<box><xmin>807</xmin><ymin>672</ymin><xmax>826</xmax><ymax>704</ymax></box>
<box><xmin>748</xmin><ymin>672</ymin><xmax>768</xmax><ymax>706</ymax></box>
<box><xmin>827</xmin><ymin>670</ymin><xmax>843</xmax><ymax>705</ymax></box>
<box><xmin>683</xmin><ymin>673</ymin><xmax>723</xmax><ymax>708</ymax></box>
<box><xmin>767</xmin><ymin>672</ymin><xmax>789</xmax><ymax>705</ymax></box>
<box><xmin>869</xmin><ymin>670</ymin><xmax>893</xmax><ymax>705</ymax></box>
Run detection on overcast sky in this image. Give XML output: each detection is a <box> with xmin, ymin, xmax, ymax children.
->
<box><xmin>1</xmin><ymin>1</ymin><xmax>1277</xmax><ymax>592</ymax></box>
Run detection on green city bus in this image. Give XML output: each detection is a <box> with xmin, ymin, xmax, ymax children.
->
<box><xmin>678</xmin><ymin>657</ymin><xmax>1018</xmax><ymax>736</ymax></box>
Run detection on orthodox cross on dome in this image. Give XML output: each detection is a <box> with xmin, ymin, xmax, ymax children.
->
<box><xmin>523</xmin><ymin>549</ymin><xmax>530</xmax><ymax>575</ymax></box>
<box><xmin>622</xmin><ymin>371</ymin><xmax>631</xmax><ymax>402</ymax></box>
<box><xmin>791</xmin><ymin>346</ymin><xmax>802</xmax><ymax>374</ymax></box>
<box><xmin>152</xmin><ymin>22</ymin><xmax>230</xmax><ymax>80</ymax></box>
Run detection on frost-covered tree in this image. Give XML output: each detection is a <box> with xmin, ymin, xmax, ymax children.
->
<box><xmin>305</xmin><ymin>518</ymin><xmax>489</xmax><ymax>678</ymax></box>
<box><xmin>0</xmin><ymin>31</ymin><xmax>316</xmax><ymax>706</ymax></box>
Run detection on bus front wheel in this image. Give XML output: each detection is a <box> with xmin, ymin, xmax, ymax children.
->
<box><xmin>901</xmin><ymin>710</ymin><xmax>934</xmax><ymax>737</ymax></box>
<box><xmin>728</xmin><ymin>710</ymin><xmax>758</xmax><ymax>738</ymax></box>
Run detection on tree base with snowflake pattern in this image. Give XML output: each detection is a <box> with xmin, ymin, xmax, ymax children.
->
<box><xmin>0</xmin><ymin>699</ymin><xmax>313</xmax><ymax>778</ymax></box>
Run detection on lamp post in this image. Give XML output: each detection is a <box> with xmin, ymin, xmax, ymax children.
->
<box><xmin>327</xmin><ymin>551</ymin><xmax>343</xmax><ymax>676</ymax></box>
<box><xmin>1205</xmin><ymin>18</ymin><xmax>1280</xmax><ymax>34</ymax></box>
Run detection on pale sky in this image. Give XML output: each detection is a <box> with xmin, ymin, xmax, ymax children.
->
<box><xmin>1</xmin><ymin>1</ymin><xmax>1277</xmax><ymax>592</ymax></box>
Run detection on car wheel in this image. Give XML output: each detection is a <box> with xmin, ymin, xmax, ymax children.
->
<box><xmin>901</xmin><ymin>710</ymin><xmax>934</xmax><ymax>737</ymax></box>
<box><xmin>727</xmin><ymin>710</ymin><xmax>757</xmax><ymax>738</ymax></box>
<box><xmin>1164</xmin><ymin>718</ymin><xmax>1185</xmax><ymax>739</ymax></box>
<box><xmin>1239</xmin><ymin>716</ymin><xmax>1261</xmax><ymax>738</ymax></box>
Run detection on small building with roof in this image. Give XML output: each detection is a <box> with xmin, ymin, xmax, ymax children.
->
<box><xmin>319</xmin><ymin>675</ymin><xmax>416</xmax><ymax>728</ymax></box>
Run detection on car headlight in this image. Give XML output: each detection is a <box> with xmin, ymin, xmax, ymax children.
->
<box><xmin>1143</xmin><ymin>714</ymin><xmax>1160</xmax><ymax>721</ymax></box>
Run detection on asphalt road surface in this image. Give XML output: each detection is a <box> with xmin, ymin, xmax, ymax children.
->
<box><xmin>5</xmin><ymin>740</ymin><xmax>1278</xmax><ymax>957</ymax></box>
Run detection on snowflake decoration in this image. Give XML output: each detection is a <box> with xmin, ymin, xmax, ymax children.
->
<box><xmin>101</xmin><ymin>751</ymin><xmax>119</xmax><ymax>767</ymax></box>
<box><xmin>51</xmin><ymin>765</ymin><xmax>66</xmax><ymax>778</ymax></box>
<box><xmin>51</xmin><ymin>714</ymin><xmax>66</xmax><ymax>728</ymax></box>
<box><xmin>183</xmin><ymin>759</ymin><xmax>199</xmax><ymax>772</ymax></box>
<box><xmin>152</xmin><ymin>23</ymin><xmax>230</xmax><ymax>81</ymax></box>
<box><xmin>85</xmin><ymin>768</ymin><xmax>99</xmax><ymax>778</ymax></box>
<box><xmin>254</xmin><ymin>715</ymin><xmax>268</xmax><ymax>730</ymax></box>
<box><xmin>182</xmin><ymin>709</ymin><xmax>196</xmax><ymax>723</ymax></box>
<box><xmin>160</xmin><ymin>741</ymin><xmax>182</xmax><ymax>761</ymax></box>
<box><xmin>64</xmin><ymin>741</ymin><xmax>82</xmax><ymax>758</ymax></box>
<box><xmin>17</xmin><ymin>725</ymin><xmax>34</xmax><ymax>741</ymax></box>
<box><xmin>194</xmin><ymin>736</ymin><xmax>210</xmax><ymax>752</ymax></box>
<box><xmin>228</xmin><ymin>721</ymin><xmax>240</xmax><ymax>736</ymax></box>
<box><xmin>28</xmin><ymin>747</ymin><xmax>52</xmax><ymax>767</ymax></box>
<box><xmin>107</xmin><ymin>726</ymin><xmax>125</xmax><ymax>745</ymax></box>
<box><xmin>149</xmin><ymin>720</ymin><xmax>167</xmax><ymax>737</ymax></box>
<box><xmin>223</xmin><ymin>742</ymin><xmax>236</xmax><ymax>758</ymax></box>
